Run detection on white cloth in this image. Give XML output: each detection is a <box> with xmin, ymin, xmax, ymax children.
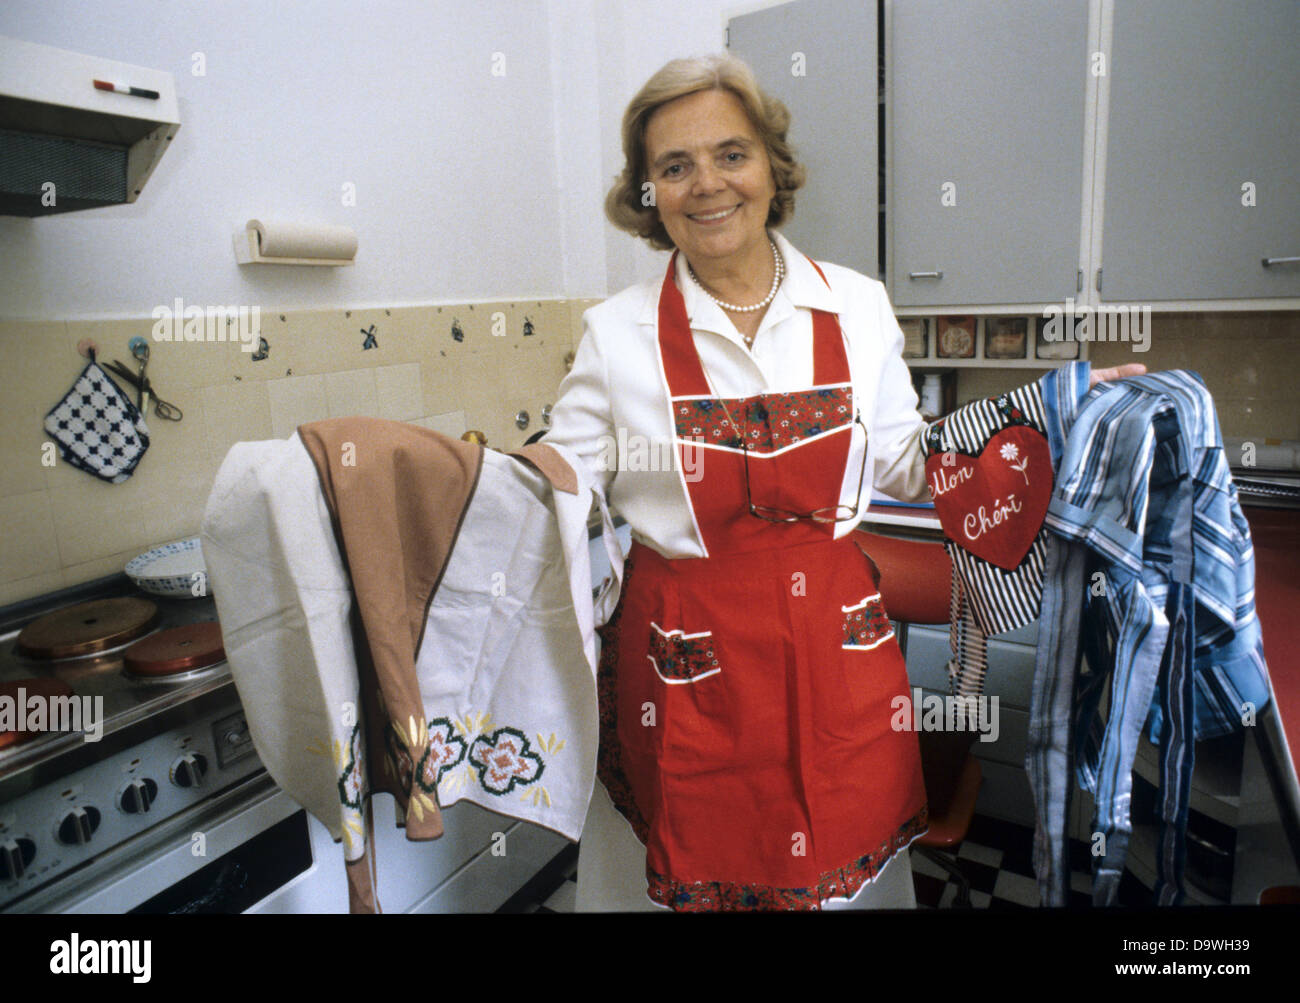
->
<box><xmin>201</xmin><ymin>435</ymin><xmax>620</xmax><ymax>867</ymax></box>
<box><xmin>545</xmin><ymin>229</ymin><xmax>930</xmax><ymax>558</ymax></box>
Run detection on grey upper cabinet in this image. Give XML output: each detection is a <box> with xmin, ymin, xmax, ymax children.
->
<box><xmin>728</xmin><ymin>0</ymin><xmax>879</xmax><ymax>279</ymax></box>
<box><xmin>888</xmin><ymin>0</ymin><xmax>1090</xmax><ymax>307</ymax></box>
<box><xmin>1100</xmin><ymin>0</ymin><xmax>1300</xmax><ymax>302</ymax></box>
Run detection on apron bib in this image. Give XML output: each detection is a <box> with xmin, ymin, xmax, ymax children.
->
<box><xmin>596</xmin><ymin>253</ymin><xmax>928</xmax><ymax>910</ymax></box>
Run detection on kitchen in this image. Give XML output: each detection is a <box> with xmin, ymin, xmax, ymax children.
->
<box><xmin>1</xmin><ymin>0</ymin><xmax>1297</xmax><ymax>954</ymax></box>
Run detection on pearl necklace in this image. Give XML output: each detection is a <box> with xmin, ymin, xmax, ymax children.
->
<box><xmin>688</xmin><ymin>238</ymin><xmax>784</xmax><ymax>315</ymax></box>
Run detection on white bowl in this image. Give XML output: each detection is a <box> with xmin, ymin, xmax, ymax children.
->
<box><xmin>125</xmin><ymin>537</ymin><xmax>208</xmax><ymax>598</ymax></box>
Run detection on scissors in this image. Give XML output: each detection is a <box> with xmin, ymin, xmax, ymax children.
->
<box><xmin>103</xmin><ymin>346</ymin><xmax>184</xmax><ymax>422</ymax></box>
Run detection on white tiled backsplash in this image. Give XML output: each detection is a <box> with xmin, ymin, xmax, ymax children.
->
<box><xmin>0</xmin><ymin>299</ymin><xmax>602</xmax><ymax>605</ymax></box>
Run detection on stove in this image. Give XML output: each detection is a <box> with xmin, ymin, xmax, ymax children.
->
<box><xmin>0</xmin><ymin>573</ymin><xmax>264</xmax><ymax>911</ymax></box>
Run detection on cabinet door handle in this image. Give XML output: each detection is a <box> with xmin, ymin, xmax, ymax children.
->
<box><xmin>1262</xmin><ymin>256</ymin><xmax>1300</xmax><ymax>268</ymax></box>
<box><xmin>908</xmin><ymin>270</ymin><xmax>943</xmax><ymax>280</ymax></box>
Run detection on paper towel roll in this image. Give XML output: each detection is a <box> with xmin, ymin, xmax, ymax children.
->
<box><xmin>235</xmin><ymin>219</ymin><xmax>357</xmax><ymax>265</ymax></box>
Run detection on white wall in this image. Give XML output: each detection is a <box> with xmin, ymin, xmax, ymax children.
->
<box><xmin>0</xmin><ymin>0</ymin><xmax>775</xmax><ymax>318</ymax></box>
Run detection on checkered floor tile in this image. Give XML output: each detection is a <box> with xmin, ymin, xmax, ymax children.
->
<box><xmin>500</xmin><ymin>813</ymin><xmax>1152</xmax><ymax>912</ymax></box>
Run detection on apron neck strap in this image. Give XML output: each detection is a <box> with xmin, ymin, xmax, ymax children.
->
<box><xmin>657</xmin><ymin>250</ymin><xmax>849</xmax><ymax>398</ymax></box>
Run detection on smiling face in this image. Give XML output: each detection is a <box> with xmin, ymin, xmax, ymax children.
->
<box><xmin>642</xmin><ymin>88</ymin><xmax>777</xmax><ymax>271</ymax></box>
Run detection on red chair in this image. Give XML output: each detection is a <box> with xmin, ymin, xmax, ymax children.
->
<box><xmin>855</xmin><ymin>530</ymin><xmax>984</xmax><ymax>908</ymax></box>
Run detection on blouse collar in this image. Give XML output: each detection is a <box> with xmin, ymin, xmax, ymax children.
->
<box><xmin>638</xmin><ymin>229</ymin><xmax>843</xmax><ymax>335</ymax></box>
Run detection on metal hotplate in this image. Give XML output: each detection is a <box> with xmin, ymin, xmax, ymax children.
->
<box><xmin>0</xmin><ymin>573</ymin><xmax>229</xmax><ymax>783</ymax></box>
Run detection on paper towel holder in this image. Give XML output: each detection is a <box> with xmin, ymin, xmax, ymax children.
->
<box><xmin>233</xmin><ymin>218</ymin><xmax>357</xmax><ymax>266</ymax></box>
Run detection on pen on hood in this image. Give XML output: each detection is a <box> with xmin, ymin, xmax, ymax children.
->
<box><xmin>93</xmin><ymin>79</ymin><xmax>160</xmax><ymax>99</ymax></box>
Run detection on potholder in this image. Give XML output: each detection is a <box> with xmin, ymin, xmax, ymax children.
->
<box><xmin>44</xmin><ymin>362</ymin><xmax>150</xmax><ymax>483</ymax></box>
<box><xmin>925</xmin><ymin>421</ymin><xmax>1052</xmax><ymax>572</ymax></box>
<box><xmin>922</xmin><ymin>388</ymin><xmax>1052</xmax><ymax>638</ymax></box>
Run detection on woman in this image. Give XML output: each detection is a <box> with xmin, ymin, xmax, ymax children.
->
<box><xmin>545</xmin><ymin>53</ymin><xmax>1140</xmax><ymax>911</ymax></box>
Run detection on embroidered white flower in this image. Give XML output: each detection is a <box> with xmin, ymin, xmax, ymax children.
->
<box><xmin>1003</xmin><ymin>441</ymin><xmax>1031</xmax><ymax>485</ymax></box>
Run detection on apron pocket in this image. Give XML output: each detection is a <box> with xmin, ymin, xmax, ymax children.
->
<box><xmin>646</xmin><ymin>615</ymin><xmax>736</xmax><ymax>767</ymax></box>
<box><xmin>841</xmin><ymin>593</ymin><xmax>894</xmax><ymax>651</ymax></box>
<box><xmin>648</xmin><ymin>622</ymin><xmax>722</xmax><ymax>683</ymax></box>
<box><xmin>832</xmin><ymin>587</ymin><xmax>907</xmax><ymax>743</ymax></box>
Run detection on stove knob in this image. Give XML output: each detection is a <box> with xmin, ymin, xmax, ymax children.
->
<box><xmin>56</xmin><ymin>806</ymin><xmax>102</xmax><ymax>846</ymax></box>
<box><xmin>119</xmin><ymin>778</ymin><xmax>160</xmax><ymax>814</ymax></box>
<box><xmin>171</xmin><ymin>752</ymin><xmax>209</xmax><ymax>789</ymax></box>
<box><xmin>0</xmin><ymin>837</ymin><xmax>37</xmax><ymax>881</ymax></box>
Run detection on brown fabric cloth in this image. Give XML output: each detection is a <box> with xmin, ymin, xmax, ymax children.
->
<box><xmin>298</xmin><ymin>417</ymin><xmax>577</xmax><ymax>913</ymax></box>
<box><xmin>510</xmin><ymin>442</ymin><xmax>578</xmax><ymax>495</ymax></box>
<box><xmin>300</xmin><ymin>418</ymin><xmax>481</xmax><ymax>826</ymax></box>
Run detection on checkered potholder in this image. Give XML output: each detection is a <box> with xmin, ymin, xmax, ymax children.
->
<box><xmin>44</xmin><ymin>362</ymin><xmax>150</xmax><ymax>483</ymax></box>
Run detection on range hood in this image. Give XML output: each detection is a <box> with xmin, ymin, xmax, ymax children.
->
<box><xmin>0</xmin><ymin>36</ymin><xmax>180</xmax><ymax>216</ymax></box>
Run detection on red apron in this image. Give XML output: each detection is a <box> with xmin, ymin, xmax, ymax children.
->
<box><xmin>595</xmin><ymin>254</ymin><xmax>928</xmax><ymax>910</ymax></box>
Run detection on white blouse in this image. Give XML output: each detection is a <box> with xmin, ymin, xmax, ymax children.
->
<box><xmin>545</xmin><ymin>229</ymin><xmax>930</xmax><ymax>559</ymax></box>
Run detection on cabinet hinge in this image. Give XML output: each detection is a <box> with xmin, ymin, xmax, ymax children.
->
<box><xmin>1077</xmin><ymin>269</ymin><xmax>1083</xmax><ymax>294</ymax></box>
<box><xmin>1095</xmin><ymin>267</ymin><xmax>1103</xmax><ymax>293</ymax></box>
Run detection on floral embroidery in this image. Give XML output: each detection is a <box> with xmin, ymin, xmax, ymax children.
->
<box><xmin>925</xmin><ymin>393</ymin><xmax>1037</xmax><ymax>459</ymax></box>
<box><xmin>386</xmin><ymin>716</ymin><xmax>440</xmax><ymax>822</ymax></box>
<box><xmin>336</xmin><ymin>722</ymin><xmax>365</xmax><ymax>810</ymax></box>
<box><xmin>521</xmin><ymin>733</ymin><xmax>566</xmax><ymax>808</ymax></box>
<box><xmin>307</xmin><ymin>723</ymin><xmax>368</xmax><ymax>854</ymax></box>
<box><xmin>674</xmin><ymin>387</ymin><xmax>852</xmax><ymax>453</ymax></box>
<box><xmin>647</xmin><ymin>806</ymin><xmax>928</xmax><ymax>911</ymax></box>
<box><xmin>416</xmin><ymin>717</ymin><xmax>466</xmax><ymax>794</ymax></box>
<box><xmin>1000</xmin><ymin>441</ymin><xmax>1030</xmax><ymax>484</ymax></box>
<box><xmin>992</xmin><ymin>393</ymin><xmax>1029</xmax><ymax>426</ymax></box>
<box><xmin>842</xmin><ymin>593</ymin><xmax>895</xmax><ymax>650</ymax></box>
<box><xmin>648</xmin><ymin>622</ymin><xmax>721</xmax><ymax>683</ymax></box>
<box><xmin>468</xmin><ymin>726</ymin><xmax>545</xmax><ymax>795</ymax></box>
<box><xmin>924</xmin><ymin>417</ymin><xmax>948</xmax><ymax>455</ymax></box>
<box><xmin>434</xmin><ymin>712</ymin><xmax>492</xmax><ymax>796</ymax></box>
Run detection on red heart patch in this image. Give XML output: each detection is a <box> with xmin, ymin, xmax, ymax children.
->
<box><xmin>925</xmin><ymin>426</ymin><xmax>1052</xmax><ymax>571</ymax></box>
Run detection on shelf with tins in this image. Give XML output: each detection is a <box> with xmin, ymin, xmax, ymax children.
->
<box><xmin>897</xmin><ymin>313</ymin><xmax>1090</xmax><ymax>370</ymax></box>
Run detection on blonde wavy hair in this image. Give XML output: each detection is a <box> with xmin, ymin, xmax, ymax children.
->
<box><xmin>604</xmin><ymin>53</ymin><xmax>806</xmax><ymax>251</ymax></box>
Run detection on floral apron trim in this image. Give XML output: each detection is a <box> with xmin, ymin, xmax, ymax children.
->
<box><xmin>674</xmin><ymin>387</ymin><xmax>853</xmax><ymax>453</ymax></box>
<box><xmin>646</xmin><ymin>806</ymin><xmax>929</xmax><ymax>911</ymax></box>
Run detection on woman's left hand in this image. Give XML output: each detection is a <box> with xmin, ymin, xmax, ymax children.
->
<box><xmin>1088</xmin><ymin>363</ymin><xmax>1147</xmax><ymax>389</ymax></box>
